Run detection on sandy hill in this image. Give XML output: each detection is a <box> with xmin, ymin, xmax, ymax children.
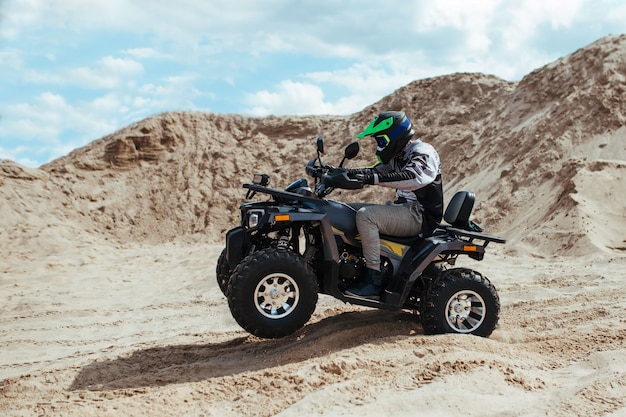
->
<box><xmin>1</xmin><ymin>35</ymin><xmax>625</xmax><ymax>259</ymax></box>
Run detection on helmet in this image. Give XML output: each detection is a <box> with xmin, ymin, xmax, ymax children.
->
<box><xmin>356</xmin><ymin>111</ymin><xmax>414</xmax><ymax>164</ymax></box>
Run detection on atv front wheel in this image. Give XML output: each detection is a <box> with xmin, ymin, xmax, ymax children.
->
<box><xmin>421</xmin><ymin>268</ymin><xmax>500</xmax><ymax>337</ymax></box>
<box><xmin>216</xmin><ymin>248</ymin><xmax>231</xmax><ymax>296</ymax></box>
<box><xmin>227</xmin><ymin>248</ymin><xmax>318</xmax><ymax>339</ymax></box>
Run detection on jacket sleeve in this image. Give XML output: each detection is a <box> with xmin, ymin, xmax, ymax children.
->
<box><xmin>346</xmin><ymin>164</ymin><xmax>422</xmax><ymax>189</ymax></box>
<box><xmin>346</xmin><ymin>166</ymin><xmax>377</xmax><ymax>175</ymax></box>
<box><xmin>372</xmin><ymin>167</ymin><xmax>422</xmax><ymax>190</ymax></box>
<box><xmin>372</xmin><ymin>150</ymin><xmax>439</xmax><ymax>191</ymax></box>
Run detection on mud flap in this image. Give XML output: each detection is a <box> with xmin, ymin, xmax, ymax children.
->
<box><xmin>380</xmin><ymin>276</ymin><xmax>408</xmax><ymax>305</ymax></box>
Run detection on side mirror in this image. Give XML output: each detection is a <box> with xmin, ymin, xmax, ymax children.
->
<box><xmin>344</xmin><ymin>141</ymin><xmax>359</xmax><ymax>160</ymax></box>
<box><xmin>339</xmin><ymin>141</ymin><xmax>359</xmax><ymax>167</ymax></box>
<box><xmin>316</xmin><ymin>135</ymin><xmax>324</xmax><ymax>154</ymax></box>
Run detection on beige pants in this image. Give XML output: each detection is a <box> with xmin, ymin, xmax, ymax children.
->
<box><xmin>355</xmin><ymin>203</ymin><xmax>423</xmax><ymax>271</ymax></box>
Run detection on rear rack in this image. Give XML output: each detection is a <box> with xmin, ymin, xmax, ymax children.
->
<box><xmin>445</xmin><ymin>226</ymin><xmax>506</xmax><ymax>245</ymax></box>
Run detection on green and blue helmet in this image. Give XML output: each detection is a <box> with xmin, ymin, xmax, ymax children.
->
<box><xmin>356</xmin><ymin>111</ymin><xmax>414</xmax><ymax>164</ymax></box>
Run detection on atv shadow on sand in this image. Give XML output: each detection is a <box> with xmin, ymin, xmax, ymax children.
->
<box><xmin>69</xmin><ymin>309</ymin><xmax>421</xmax><ymax>391</ymax></box>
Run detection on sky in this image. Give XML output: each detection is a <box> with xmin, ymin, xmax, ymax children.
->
<box><xmin>1</xmin><ymin>0</ymin><xmax>625</xmax><ymax>168</ymax></box>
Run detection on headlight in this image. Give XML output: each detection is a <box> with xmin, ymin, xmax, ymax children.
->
<box><xmin>247</xmin><ymin>209</ymin><xmax>265</xmax><ymax>229</ymax></box>
<box><xmin>252</xmin><ymin>173</ymin><xmax>270</xmax><ymax>186</ymax></box>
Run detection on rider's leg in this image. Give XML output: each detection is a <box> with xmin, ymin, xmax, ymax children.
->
<box><xmin>346</xmin><ymin>204</ymin><xmax>422</xmax><ymax>298</ymax></box>
<box><xmin>356</xmin><ymin>203</ymin><xmax>422</xmax><ymax>269</ymax></box>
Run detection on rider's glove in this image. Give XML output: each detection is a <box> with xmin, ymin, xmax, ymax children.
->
<box><xmin>353</xmin><ymin>173</ymin><xmax>375</xmax><ymax>185</ymax></box>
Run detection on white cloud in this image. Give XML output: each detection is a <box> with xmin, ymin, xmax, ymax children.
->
<box><xmin>0</xmin><ymin>145</ymin><xmax>40</xmax><ymax>168</ymax></box>
<box><xmin>0</xmin><ymin>0</ymin><xmax>40</xmax><ymax>40</ymax></box>
<box><xmin>20</xmin><ymin>55</ymin><xmax>143</xmax><ymax>90</ymax></box>
<box><xmin>1</xmin><ymin>0</ymin><xmax>285</xmax><ymax>46</ymax></box>
<box><xmin>607</xmin><ymin>3</ymin><xmax>626</xmax><ymax>22</ymax></box>
<box><xmin>303</xmin><ymin>62</ymin><xmax>420</xmax><ymax>112</ymax></box>
<box><xmin>123</xmin><ymin>48</ymin><xmax>172</xmax><ymax>60</ymax></box>
<box><xmin>411</xmin><ymin>0</ymin><xmax>591</xmax><ymax>64</ymax></box>
<box><xmin>5</xmin><ymin>92</ymin><xmax>115</xmax><ymax>139</ymax></box>
<box><xmin>90</xmin><ymin>93</ymin><xmax>126</xmax><ymax>114</ymax></box>
<box><xmin>68</xmin><ymin>56</ymin><xmax>143</xmax><ymax>89</ymax></box>
<box><xmin>0</xmin><ymin>49</ymin><xmax>23</xmax><ymax>69</ymax></box>
<box><xmin>414</xmin><ymin>0</ymin><xmax>501</xmax><ymax>32</ymax></box>
<box><xmin>244</xmin><ymin>81</ymin><xmax>329</xmax><ymax>116</ymax></box>
<box><xmin>99</xmin><ymin>56</ymin><xmax>143</xmax><ymax>74</ymax></box>
<box><xmin>136</xmin><ymin>73</ymin><xmax>206</xmax><ymax>109</ymax></box>
<box><xmin>0</xmin><ymin>91</ymin><xmax>125</xmax><ymax>166</ymax></box>
<box><xmin>528</xmin><ymin>0</ymin><xmax>585</xmax><ymax>28</ymax></box>
<box><xmin>243</xmin><ymin>60</ymin><xmax>423</xmax><ymax>117</ymax></box>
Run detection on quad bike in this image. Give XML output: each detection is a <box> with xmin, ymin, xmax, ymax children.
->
<box><xmin>217</xmin><ymin>136</ymin><xmax>506</xmax><ymax>339</ymax></box>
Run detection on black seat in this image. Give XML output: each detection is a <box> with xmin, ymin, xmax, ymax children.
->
<box><xmin>444</xmin><ymin>191</ymin><xmax>482</xmax><ymax>231</ymax></box>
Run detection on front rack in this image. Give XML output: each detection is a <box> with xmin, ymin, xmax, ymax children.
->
<box><xmin>243</xmin><ymin>184</ymin><xmax>328</xmax><ymax>206</ymax></box>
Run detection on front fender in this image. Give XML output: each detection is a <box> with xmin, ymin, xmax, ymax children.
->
<box><xmin>225</xmin><ymin>226</ymin><xmax>247</xmax><ymax>269</ymax></box>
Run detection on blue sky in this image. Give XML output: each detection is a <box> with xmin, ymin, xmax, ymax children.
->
<box><xmin>1</xmin><ymin>0</ymin><xmax>625</xmax><ymax>168</ymax></box>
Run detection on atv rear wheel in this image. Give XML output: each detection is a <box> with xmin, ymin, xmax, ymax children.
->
<box><xmin>227</xmin><ymin>247</ymin><xmax>318</xmax><ymax>339</ymax></box>
<box><xmin>216</xmin><ymin>248</ymin><xmax>231</xmax><ymax>296</ymax></box>
<box><xmin>421</xmin><ymin>268</ymin><xmax>499</xmax><ymax>337</ymax></box>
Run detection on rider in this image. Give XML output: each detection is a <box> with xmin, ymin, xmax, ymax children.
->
<box><xmin>346</xmin><ymin>111</ymin><xmax>444</xmax><ymax>299</ymax></box>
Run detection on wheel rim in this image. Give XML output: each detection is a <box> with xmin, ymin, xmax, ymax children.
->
<box><xmin>254</xmin><ymin>273</ymin><xmax>300</xmax><ymax>319</ymax></box>
<box><xmin>445</xmin><ymin>290</ymin><xmax>486</xmax><ymax>333</ymax></box>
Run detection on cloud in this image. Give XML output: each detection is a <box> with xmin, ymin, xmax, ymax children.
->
<box><xmin>244</xmin><ymin>81</ymin><xmax>331</xmax><ymax>116</ymax></box>
<box><xmin>243</xmin><ymin>61</ymin><xmax>421</xmax><ymax>117</ymax></box>
<box><xmin>302</xmin><ymin>62</ymin><xmax>422</xmax><ymax>113</ymax></box>
<box><xmin>0</xmin><ymin>91</ymin><xmax>127</xmax><ymax>166</ymax></box>
<box><xmin>4</xmin><ymin>92</ymin><xmax>116</xmax><ymax>140</ymax></box>
<box><xmin>123</xmin><ymin>48</ymin><xmax>172</xmax><ymax>60</ymax></box>
<box><xmin>20</xmin><ymin>55</ymin><xmax>144</xmax><ymax>90</ymax></box>
<box><xmin>0</xmin><ymin>145</ymin><xmax>41</xmax><ymax>169</ymax></box>
<box><xmin>607</xmin><ymin>3</ymin><xmax>626</xmax><ymax>22</ymax></box>
<box><xmin>68</xmin><ymin>57</ymin><xmax>144</xmax><ymax>89</ymax></box>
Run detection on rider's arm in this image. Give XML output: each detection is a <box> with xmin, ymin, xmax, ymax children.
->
<box><xmin>372</xmin><ymin>169</ymin><xmax>421</xmax><ymax>190</ymax></box>
<box><xmin>369</xmin><ymin>152</ymin><xmax>439</xmax><ymax>190</ymax></box>
<box><xmin>347</xmin><ymin>165</ymin><xmax>417</xmax><ymax>188</ymax></box>
<box><xmin>346</xmin><ymin>166</ymin><xmax>378</xmax><ymax>176</ymax></box>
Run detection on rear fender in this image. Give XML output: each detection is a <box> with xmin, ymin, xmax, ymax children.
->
<box><xmin>381</xmin><ymin>238</ymin><xmax>486</xmax><ymax>306</ymax></box>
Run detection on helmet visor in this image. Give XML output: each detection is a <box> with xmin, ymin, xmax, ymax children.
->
<box><xmin>374</xmin><ymin>135</ymin><xmax>390</xmax><ymax>149</ymax></box>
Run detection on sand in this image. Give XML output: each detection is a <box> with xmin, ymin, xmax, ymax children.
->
<box><xmin>1</xmin><ymin>34</ymin><xmax>626</xmax><ymax>416</ymax></box>
<box><xmin>1</xmin><ymin>239</ymin><xmax>625</xmax><ymax>416</ymax></box>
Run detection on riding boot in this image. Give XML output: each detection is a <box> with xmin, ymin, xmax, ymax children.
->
<box><xmin>346</xmin><ymin>268</ymin><xmax>382</xmax><ymax>300</ymax></box>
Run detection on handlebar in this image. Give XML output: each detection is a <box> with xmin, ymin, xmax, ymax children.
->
<box><xmin>306</xmin><ymin>159</ymin><xmax>363</xmax><ymax>197</ymax></box>
<box><xmin>305</xmin><ymin>159</ymin><xmax>317</xmax><ymax>177</ymax></box>
<box><xmin>244</xmin><ymin>139</ymin><xmax>362</xmax><ymax>202</ymax></box>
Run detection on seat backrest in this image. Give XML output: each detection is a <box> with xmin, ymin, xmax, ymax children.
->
<box><xmin>444</xmin><ymin>191</ymin><xmax>475</xmax><ymax>227</ymax></box>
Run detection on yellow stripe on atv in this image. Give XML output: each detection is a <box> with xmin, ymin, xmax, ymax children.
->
<box><xmin>332</xmin><ymin>226</ymin><xmax>344</xmax><ymax>236</ymax></box>
<box><xmin>380</xmin><ymin>239</ymin><xmax>408</xmax><ymax>257</ymax></box>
